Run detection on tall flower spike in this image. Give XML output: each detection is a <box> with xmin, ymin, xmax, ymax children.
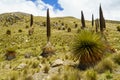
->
<box><xmin>81</xmin><ymin>11</ymin><xmax>86</xmax><ymax>29</ymax></box>
<box><xmin>30</xmin><ymin>14</ymin><xmax>33</xmax><ymax>27</ymax></box>
<box><xmin>92</xmin><ymin>14</ymin><xmax>94</xmax><ymax>27</ymax></box>
<box><xmin>47</xmin><ymin>8</ymin><xmax>51</xmax><ymax>42</ymax></box>
<box><xmin>99</xmin><ymin>4</ymin><xmax>106</xmax><ymax>32</ymax></box>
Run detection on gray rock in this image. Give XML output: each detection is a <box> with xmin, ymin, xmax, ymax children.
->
<box><xmin>32</xmin><ymin>72</ymin><xmax>48</xmax><ymax>80</ymax></box>
<box><xmin>16</xmin><ymin>63</ymin><xmax>27</xmax><ymax>70</ymax></box>
<box><xmin>4</xmin><ymin>64</ymin><xmax>11</xmax><ymax>69</ymax></box>
<box><xmin>24</xmin><ymin>53</ymin><xmax>32</xmax><ymax>58</ymax></box>
<box><xmin>51</xmin><ymin>59</ymin><xmax>63</xmax><ymax>67</ymax></box>
<box><xmin>63</xmin><ymin>60</ymin><xmax>76</xmax><ymax>66</ymax></box>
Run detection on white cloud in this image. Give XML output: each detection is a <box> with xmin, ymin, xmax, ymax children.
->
<box><xmin>0</xmin><ymin>0</ymin><xmax>62</xmax><ymax>17</ymax></box>
<box><xmin>0</xmin><ymin>0</ymin><xmax>120</xmax><ymax>20</ymax></box>
<box><xmin>58</xmin><ymin>0</ymin><xmax>120</xmax><ymax>20</ymax></box>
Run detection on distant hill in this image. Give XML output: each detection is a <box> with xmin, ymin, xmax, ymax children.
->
<box><xmin>0</xmin><ymin>12</ymin><xmax>120</xmax><ymax>27</ymax></box>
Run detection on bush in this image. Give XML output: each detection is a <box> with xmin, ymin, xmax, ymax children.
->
<box><xmin>112</xmin><ymin>53</ymin><xmax>120</xmax><ymax>65</ymax></box>
<box><xmin>117</xmin><ymin>26</ymin><xmax>120</xmax><ymax>31</ymax></box>
<box><xmin>26</xmin><ymin>25</ymin><xmax>29</xmax><ymax>28</ymax></box>
<box><xmin>85</xmin><ymin>69</ymin><xmax>97</xmax><ymax>80</ymax></box>
<box><xmin>75</xmin><ymin>24</ymin><xmax>78</xmax><ymax>28</ymax></box>
<box><xmin>18</xmin><ymin>29</ymin><xmax>22</xmax><ymax>33</ymax></box>
<box><xmin>77</xmin><ymin>28</ymin><xmax>81</xmax><ymax>33</ymax></box>
<box><xmin>5</xmin><ymin>46</ymin><xmax>16</xmax><ymax>60</ymax></box>
<box><xmin>32</xmin><ymin>61</ymin><xmax>39</xmax><ymax>68</ymax></box>
<box><xmin>6</xmin><ymin>29</ymin><xmax>11</xmax><ymax>35</ymax></box>
<box><xmin>72</xmin><ymin>30</ymin><xmax>105</xmax><ymax>69</ymax></box>
<box><xmin>67</xmin><ymin>27</ymin><xmax>71</xmax><ymax>32</ymax></box>
<box><xmin>62</xmin><ymin>27</ymin><xmax>65</xmax><ymax>30</ymax></box>
<box><xmin>43</xmin><ymin>64</ymin><xmax>50</xmax><ymax>73</ymax></box>
<box><xmin>58</xmin><ymin>27</ymin><xmax>61</xmax><ymax>30</ymax></box>
<box><xmin>95</xmin><ymin>58</ymin><xmax>116</xmax><ymax>73</ymax></box>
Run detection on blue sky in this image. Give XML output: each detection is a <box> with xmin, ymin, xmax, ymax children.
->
<box><xmin>41</xmin><ymin>0</ymin><xmax>63</xmax><ymax>10</ymax></box>
<box><xmin>30</xmin><ymin>0</ymin><xmax>63</xmax><ymax>11</ymax></box>
<box><xmin>0</xmin><ymin>0</ymin><xmax>120</xmax><ymax>20</ymax></box>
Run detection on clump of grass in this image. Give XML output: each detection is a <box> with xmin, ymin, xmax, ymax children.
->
<box><xmin>116</xmin><ymin>26</ymin><xmax>120</xmax><ymax>31</ymax></box>
<box><xmin>105</xmin><ymin>71</ymin><xmax>113</xmax><ymax>79</ymax></box>
<box><xmin>67</xmin><ymin>27</ymin><xmax>71</xmax><ymax>32</ymax></box>
<box><xmin>75</xmin><ymin>23</ymin><xmax>78</xmax><ymax>28</ymax></box>
<box><xmin>50</xmin><ymin>74</ymin><xmax>61</xmax><ymax>80</ymax></box>
<box><xmin>43</xmin><ymin>64</ymin><xmax>50</xmax><ymax>73</ymax></box>
<box><xmin>112</xmin><ymin>53</ymin><xmax>120</xmax><ymax>65</ymax></box>
<box><xmin>24</xmin><ymin>75</ymin><xmax>33</xmax><ymax>80</ymax></box>
<box><xmin>58</xmin><ymin>27</ymin><xmax>61</xmax><ymax>30</ymax></box>
<box><xmin>85</xmin><ymin>69</ymin><xmax>97</xmax><ymax>80</ymax></box>
<box><xmin>5</xmin><ymin>46</ymin><xmax>17</xmax><ymax>60</ymax></box>
<box><xmin>26</xmin><ymin>25</ymin><xmax>29</xmax><ymax>28</ymax></box>
<box><xmin>62</xmin><ymin>27</ymin><xmax>65</xmax><ymax>30</ymax></box>
<box><xmin>18</xmin><ymin>29</ymin><xmax>22</xmax><ymax>33</ymax></box>
<box><xmin>72</xmin><ymin>30</ymin><xmax>105</xmax><ymax>69</ymax></box>
<box><xmin>95</xmin><ymin>58</ymin><xmax>116</xmax><ymax>73</ymax></box>
<box><xmin>62</xmin><ymin>67</ymin><xmax>81</xmax><ymax>80</ymax></box>
<box><xmin>6</xmin><ymin>29</ymin><xmax>11</xmax><ymax>35</ymax></box>
<box><xmin>31</xmin><ymin>61</ymin><xmax>39</xmax><ymax>68</ymax></box>
<box><xmin>77</xmin><ymin>28</ymin><xmax>81</xmax><ymax>33</ymax></box>
<box><xmin>9</xmin><ymin>71</ymin><xmax>19</xmax><ymax>80</ymax></box>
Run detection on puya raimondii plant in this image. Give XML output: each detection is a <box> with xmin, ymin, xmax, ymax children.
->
<box><xmin>99</xmin><ymin>4</ymin><xmax>106</xmax><ymax>33</ymax></box>
<box><xmin>72</xmin><ymin>30</ymin><xmax>105</xmax><ymax>70</ymax></box>
<box><xmin>41</xmin><ymin>9</ymin><xmax>55</xmax><ymax>57</ymax></box>
<box><xmin>28</xmin><ymin>14</ymin><xmax>34</xmax><ymax>35</ymax></box>
<box><xmin>92</xmin><ymin>14</ymin><xmax>94</xmax><ymax>27</ymax></box>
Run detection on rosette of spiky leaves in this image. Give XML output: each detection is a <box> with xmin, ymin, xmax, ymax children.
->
<box><xmin>72</xmin><ymin>30</ymin><xmax>105</xmax><ymax>69</ymax></box>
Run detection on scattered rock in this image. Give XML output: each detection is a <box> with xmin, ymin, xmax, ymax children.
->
<box><xmin>39</xmin><ymin>64</ymin><xmax>44</xmax><ymax>68</ymax></box>
<box><xmin>24</xmin><ymin>53</ymin><xmax>32</xmax><ymax>58</ymax></box>
<box><xmin>49</xmin><ymin>67</ymin><xmax>60</xmax><ymax>74</ymax></box>
<box><xmin>51</xmin><ymin>59</ymin><xmax>63</xmax><ymax>67</ymax></box>
<box><xmin>32</xmin><ymin>72</ymin><xmax>48</xmax><ymax>80</ymax></box>
<box><xmin>63</xmin><ymin>60</ymin><xmax>76</xmax><ymax>66</ymax></box>
<box><xmin>16</xmin><ymin>63</ymin><xmax>27</xmax><ymax>70</ymax></box>
<box><xmin>4</xmin><ymin>64</ymin><xmax>11</xmax><ymax>69</ymax></box>
<box><xmin>5</xmin><ymin>51</ymin><xmax>16</xmax><ymax>60</ymax></box>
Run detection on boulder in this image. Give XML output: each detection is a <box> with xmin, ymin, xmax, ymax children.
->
<box><xmin>51</xmin><ymin>59</ymin><xmax>63</xmax><ymax>67</ymax></box>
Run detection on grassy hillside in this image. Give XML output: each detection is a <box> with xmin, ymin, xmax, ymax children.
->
<box><xmin>0</xmin><ymin>12</ymin><xmax>120</xmax><ymax>80</ymax></box>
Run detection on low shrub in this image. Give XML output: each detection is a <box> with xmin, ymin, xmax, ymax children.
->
<box><xmin>18</xmin><ymin>29</ymin><xmax>22</xmax><ymax>33</ymax></box>
<box><xmin>67</xmin><ymin>27</ymin><xmax>71</xmax><ymax>32</ymax></box>
<box><xmin>95</xmin><ymin>58</ymin><xmax>116</xmax><ymax>73</ymax></box>
<box><xmin>85</xmin><ymin>69</ymin><xmax>97</xmax><ymax>80</ymax></box>
<box><xmin>6</xmin><ymin>29</ymin><xmax>11</xmax><ymax>35</ymax></box>
<box><xmin>112</xmin><ymin>53</ymin><xmax>120</xmax><ymax>65</ymax></box>
<box><xmin>117</xmin><ymin>26</ymin><xmax>120</xmax><ymax>31</ymax></box>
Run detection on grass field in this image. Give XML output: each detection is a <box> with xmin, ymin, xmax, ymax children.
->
<box><xmin>0</xmin><ymin>12</ymin><xmax>120</xmax><ymax>80</ymax></box>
